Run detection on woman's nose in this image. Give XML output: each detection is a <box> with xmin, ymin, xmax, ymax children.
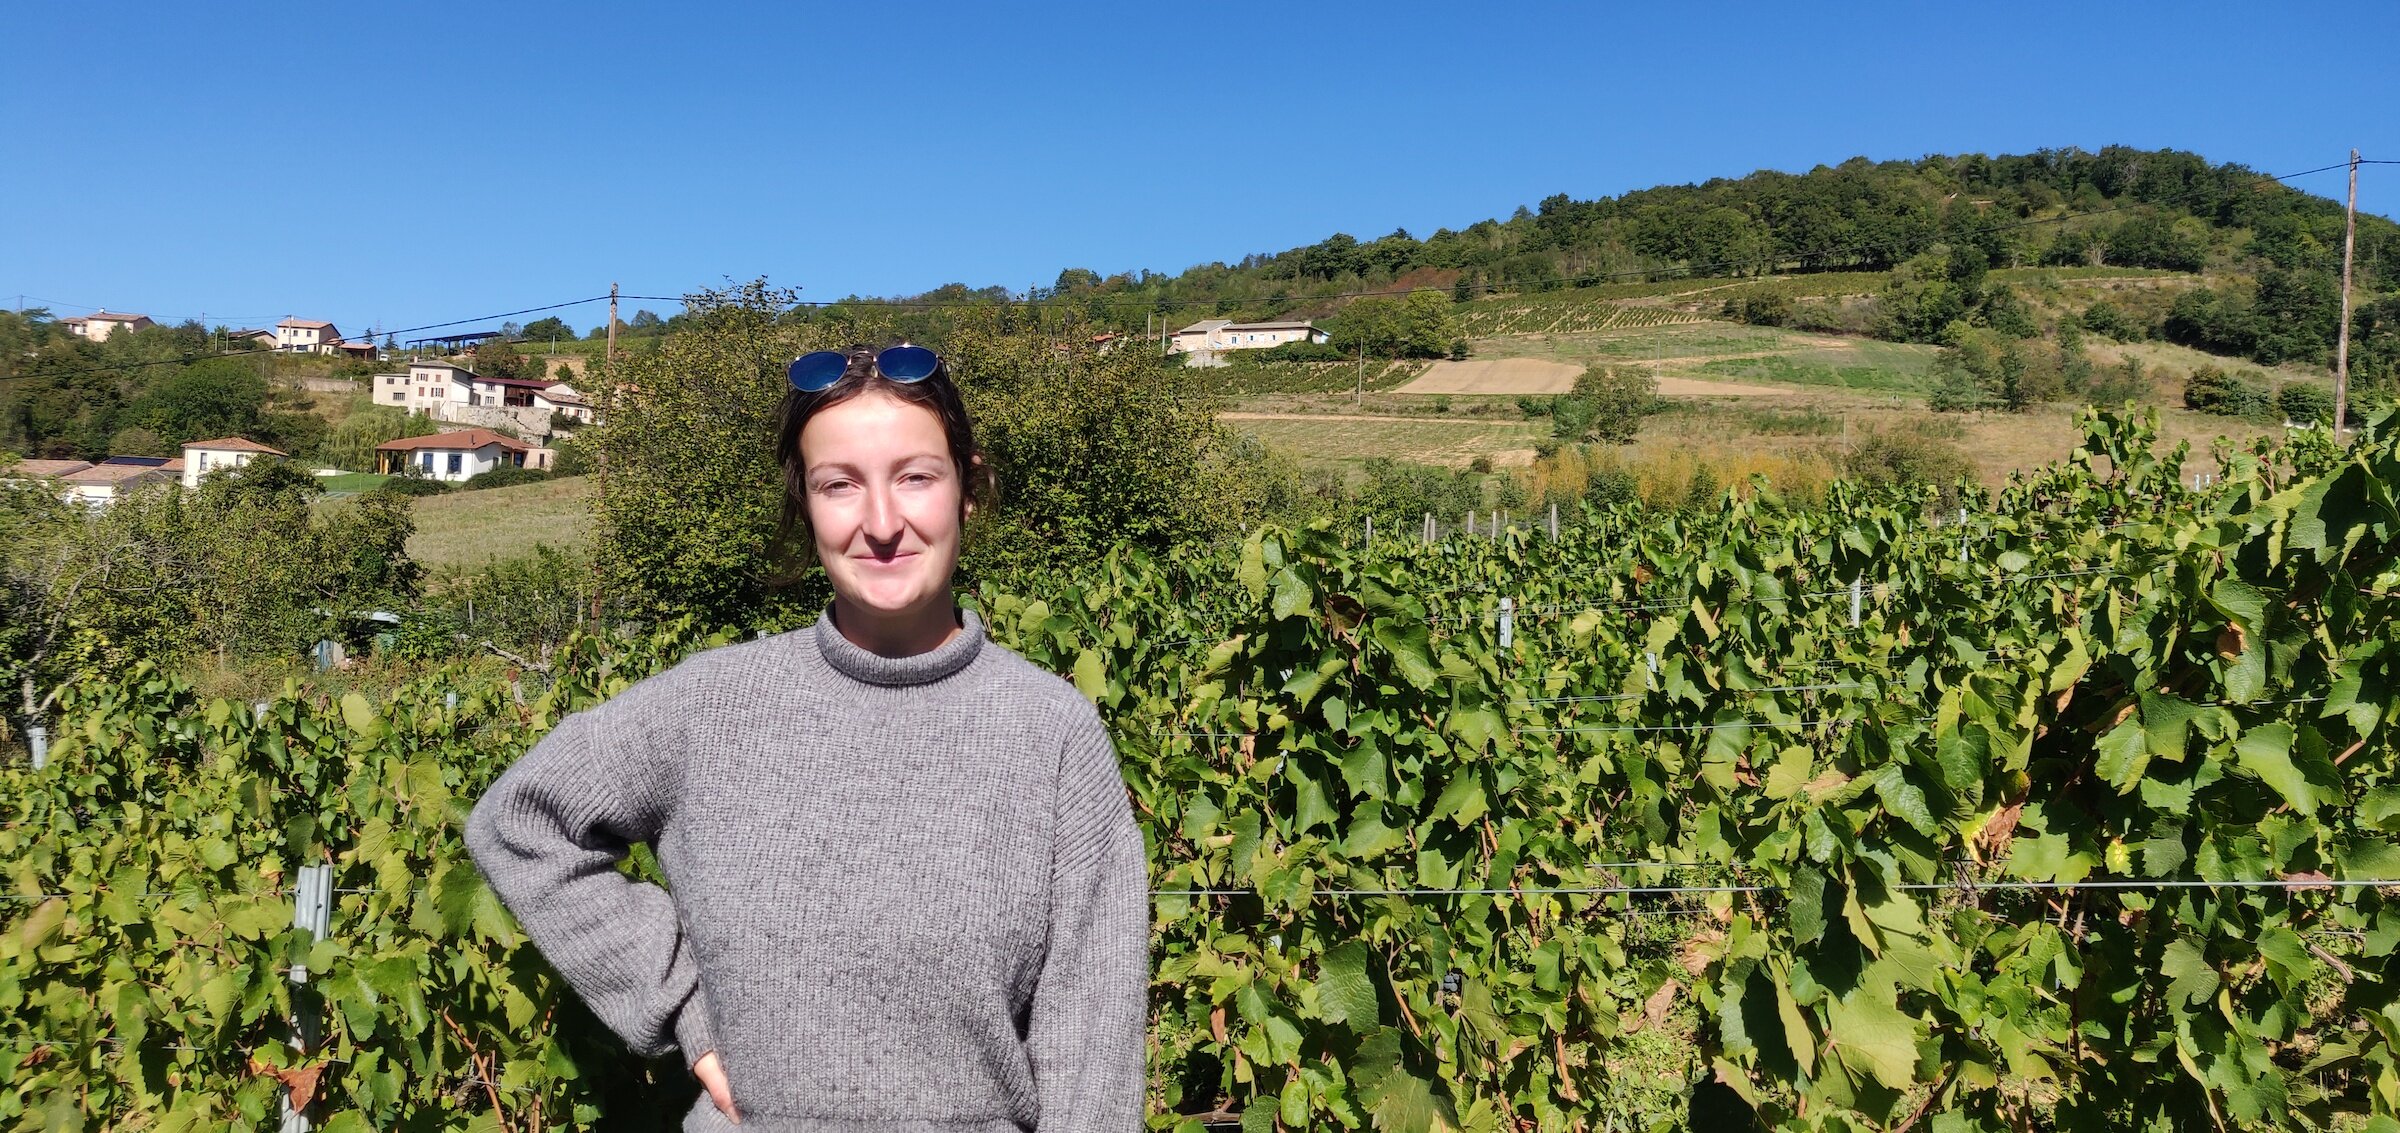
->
<box><xmin>863</xmin><ymin>484</ymin><xmax>903</xmax><ymax>542</ymax></box>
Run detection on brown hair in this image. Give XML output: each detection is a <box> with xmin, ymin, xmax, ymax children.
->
<box><xmin>770</xmin><ymin>343</ymin><xmax>993</xmax><ymax>577</ymax></box>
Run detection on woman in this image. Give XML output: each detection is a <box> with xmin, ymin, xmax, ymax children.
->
<box><xmin>466</xmin><ymin>343</ymin><xmax>1149</xmax><ymax>1132</ymax></box>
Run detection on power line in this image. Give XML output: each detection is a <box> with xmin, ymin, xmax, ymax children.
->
<box><xmin>17</xmin><ymin>295</ymin><xmax>618</xmax><ymax>380</ymax></box>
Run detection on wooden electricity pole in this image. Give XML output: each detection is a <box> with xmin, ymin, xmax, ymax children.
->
<box><xmin>606</xmin><ymin>281</ymin><xmax>620</xmax><ymax>368</ymax></box>
<box><xmin>2334</xmin><ymin>150</ymin><xmax>2360</xmax><ymax>442</ymax></box>
<box><xmin>592</xmin><ymin>281</ymin><xmax>620</xmax><ymax>623</ymax></box>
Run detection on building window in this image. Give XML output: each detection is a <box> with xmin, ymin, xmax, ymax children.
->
<box><xmin>390</xmin><ymin>392</ymin><xmax>404</xmax><ymax>402</ymax></box>
<box><xmin>447</xmin><ymin>453</ymin><xmax>463</xmax><ymax>475</ymax></box>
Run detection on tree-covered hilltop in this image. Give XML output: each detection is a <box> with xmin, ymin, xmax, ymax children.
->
<box><xmin>1010</xmin><ymin>147</ymin><xmax>2397</xmax><ymax>315</ymax></box>
<box><xmin>820</xmin><ymin>146</ymin><xmax>2397</xmax><ymax>393</ymax></box>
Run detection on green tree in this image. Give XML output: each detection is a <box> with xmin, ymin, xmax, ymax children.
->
<box><xmin>521</xmin><ymin>316</ymin><xmax>574</xmax><ymax>343</ymax></box>
<box><xmin>1876</xmin><ymin>251</ymin><xmax>1970</xmax><ymax>343</ymax></box>
<box><xmin>16</xmin><ymin>458</ymin><xmax>418</xmax><ymax>686</ymax></box>
<box><xmin>320</xmin><ymin>408</ymin><xmax>440</xmax><ymax>473</ymax></box>
<box><xmin>1052</xmin><ymin>268</ymin><xmax>1102</xmax><ymax>294</ymax></box>
<box><xmin>592</xmin><ymin>281</ymin><xmax>1254</xmax><ymax>625</ymax></box>
<box><xmin>473</xmin><ymin>338</ymin><xmax>532</xmax><ymax>380</ymax></box>
<box><xmin>126</xmin><ymin>358</ymin><xmax>268</xmax><ymax>445</ymax></box>
<box><xmin>1552</xmin><ymin>365</ymin><xmax>1657</xmax><ymax>444</ymax></box>
<box><xmin>1331</xmin><ymin>290</ymin><xmax>1456</xmax><ymax>360</ymax></box>
<box><xmin>1399</xmin><ymin>289</ymin><xmax>1457</xmax><ymax>358</ymax></box>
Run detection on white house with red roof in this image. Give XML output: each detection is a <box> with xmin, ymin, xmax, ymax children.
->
<box><xmin>374</xmin><ymin>428</ymin><xmax>534</xmax><ymax>482</ymax></box>
<box><xmin>277</xmin><ymin>318</ymin><xmax>344</xmax><ymax>354</ymax></box>
<box><xmin>181</xmin><ymin>437</ymin><xmax>287</xmax><ymax>489</ymax></box>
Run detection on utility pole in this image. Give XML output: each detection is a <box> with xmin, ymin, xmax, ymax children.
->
<box><xmin>606</xmin><ymin>281</ymin><xmax>620</xmax><ymax>369</ymax></box>
<box><xmin>2334</xmin><ymin>149</ymin><xmax>2360</xmax><ymax>443</ymax></box>
<box><xmin>1355</xmin><ymin>343</ymin><xmax>1366</xmax><ymax>410</ymax></box>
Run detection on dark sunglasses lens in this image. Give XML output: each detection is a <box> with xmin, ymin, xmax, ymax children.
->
<box><xmin>788</xmin><ymin>351</ymin><xmax>849</xmax><ymax>391</ymax></box>
<box><xmin>877</xmin><ymin>345</ymin><xmax>940</xmax><ymax>382</ymax></box>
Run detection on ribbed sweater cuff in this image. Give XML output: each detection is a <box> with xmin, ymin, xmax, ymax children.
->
<box><xmin>674</xmin><ymin>989</ymin><xmax>717</xmax><ymax>1068</ymax></box>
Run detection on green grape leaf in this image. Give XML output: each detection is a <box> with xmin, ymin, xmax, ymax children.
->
<box><xmin>1314</xmin><ymin>941</ymin><xmax>1380</xmax><ymax>1026</ymax></box>
<box><xmin>1825</xmin><ymin>989</ymin><xmax>1921</xmax><ymax>1090</ymax></box>
<box><xmin>2233</xmin><ymin>723</ymin><xmax>2318</xmax><ymax>816</ymax></box>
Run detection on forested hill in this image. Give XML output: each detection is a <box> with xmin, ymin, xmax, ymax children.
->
<box><xmin>902</xmin><ymin>146</ymin><xmax>2397</xmax><ymax>320</ymax></box>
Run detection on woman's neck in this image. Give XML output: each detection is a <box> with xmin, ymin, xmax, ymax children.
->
<box><xmin>828</xmin><ymin>595</ymin><xmax>960</xmax><ymax>658</ymax></box>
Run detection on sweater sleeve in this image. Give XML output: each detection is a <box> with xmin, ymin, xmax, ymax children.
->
<box><xmin>1027</xmin><ymin>713</ymin><xmax>1150</xmax><ymax>1132</ymax></box>
<box><xmin>464</xmin><ymin>677</ymin><xmax>716</xmax><ymax>1066</ymax></box>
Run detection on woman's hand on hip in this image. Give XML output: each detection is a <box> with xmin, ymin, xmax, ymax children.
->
<box><xmin>694</xmin><ymin>1051</ymin><xmax>740</xmax><ymax>1123</ymax></box>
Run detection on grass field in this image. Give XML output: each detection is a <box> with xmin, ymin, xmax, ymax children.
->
<box><xmin>315</xmin><ymin>472</ymin><xmax>389</xmax><ymax>495</ymax></box>
<box><xmin>1205</xmin><ymin>263</ymin><xmax>2306</xmax><ymax>498</ymax></box>
<box><xmin>1196</xmin><ymin>357</ymin><xmax>1427</xmax><ymax>396</ymax></box>
<box><xmin>1693</xmin><ymin>339</ymin><xmax>1941</xmax><ymax>395</ymax></box>
<box><xmin>400</xmin><ymin>475</ymin><xmax>596</xmax><ymax>570</ymax></box>
<box><xmin>1222</xmin><ymin>413</ymin><xmax>1550</xmax><ymax>469</ymax></box>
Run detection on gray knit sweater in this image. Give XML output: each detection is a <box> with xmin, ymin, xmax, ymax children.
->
<box><xmin>464</xmin><ymin>607</ymin><xmax>1148</xmax><ymax>1132</ymax></box>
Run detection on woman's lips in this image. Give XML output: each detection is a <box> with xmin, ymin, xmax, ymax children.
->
<box><xmin>854</xmin><ymin>552</ymin><xmax>919</xmax><ymax>568</ymax></box>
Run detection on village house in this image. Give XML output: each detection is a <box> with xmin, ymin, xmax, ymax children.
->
<box><xmin>375</xmin><ymin>363</ymin><xmax>595</xmax><ymax>435</ymax></box>
<box><xmin>375</xmin><ymin>362</ymin><xmax>473</xmax><ymax>413</ymax></box>
<box><xmin>180</xmin><ymin>437</ymin><xmax>286</xmax><ymax>489</ymax></box>
<box><xmin>225</xmin><ymin>328</ymin><xmax>279</xmax><ymax>349</ymax></box>
<box><xmin>61</xmin><ymin>458</ymin><xmax>178</xmax><ymax>507</ymax></box>
<box><xmin>1</xmin><ymin>458</ymin><xmax>97</xmax><ymax>485</ymax></box>
<box><xmin>60</xmin><ymin>310</ymin><xmax>157</xmax><ymax>340</ymax></box>
<box><xmin>374</xmin><ymin>428</ymin><xmax>542</xmax><ymax>482</ymax></box>
<box><xmin>531</xmin><ymin>382</ymin><xmax>594</xmax><ymax>424</ymax></box>
<box><xmin>1167</xmin><ymin>318</ymin><xmax>1329</xmax><ymax>361</ymax></box>
<box><xmin>276</xmin><ymin>318</ymin><xmax>345</xmax><ymax>354</ymax></box>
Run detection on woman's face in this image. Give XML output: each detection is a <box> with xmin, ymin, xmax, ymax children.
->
<box><xmin>799</xmin><ymin>391</ymin><xmax>967</xmax><ymax>619</ymax></box>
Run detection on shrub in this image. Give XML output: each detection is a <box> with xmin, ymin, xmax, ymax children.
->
<box><xmin>2278</xmin><ymin>382</ymin><xmax>2335</xmax><ymax>425</ymax></box>
<box><xmin>2081</xmin><ymin>300</ymin><xmax>2145</xmax><ymax>342</ymax></box>
<box><xmin>1253</xmin><ymin>339</ymin><xmax>1346</xmax><ymax>363</ymax></box>
<box><xmin>2085</xmin><ymin>357</ymin><xmax>2154</xmax><ymax>406</ymax></box>
<box><xmin>380</xmin><ymin>612</ymin><xmax>461</xmax><ymax>662</ymax></box>
<box><xmin>370</xmin><ymin>476</ymin><xmax>449</xmax><ymax>498</ymax></box>
<box><xmin>1724</xmin><ymin>291</ymin><xmax>1793</xmax><ymax>327</ymax></box>
<box><xmin>426</xmin><ymin>543</ymin><xmax>592</xmax><ymax>658</ymax></box>
<box><xmin>1842</xmin><ymin>429</ymin><xmax>1973</xmax><ymax>509</ymax></box>
<box><xmin>1583</xmin><ymin>466</ymin><xmax>1639</xmax><ymax>509</ymax></box>
<box><xmin>1927</xmin><ymin>362</ymin><xmax>1990</xmax><ymax>412</ymax></box>
<box><xmin>2182</xmin><ymin>365</ymin><xmax>2275</xmax><ymax>419</ymax></box>
<box><xmin>461</xmin><ymin>465</ymin><xmax>550</xmax><ymax>492</ymax></box>
<box><xmin>550</xmin><ymin>437</ymin><xmax>594</xmax><ymax>478</ymax></box>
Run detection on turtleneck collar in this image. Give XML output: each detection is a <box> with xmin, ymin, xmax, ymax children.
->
<box><xmin>807</xmin><ymin>604</ymin><xmax>985</xmax><ymax>687</ymax></box>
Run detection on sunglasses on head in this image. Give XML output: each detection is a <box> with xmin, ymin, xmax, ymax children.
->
<box><xmin>787</xmin><ymin>343</ymin><xmax>943</xmax><ymax>393</ymax></box>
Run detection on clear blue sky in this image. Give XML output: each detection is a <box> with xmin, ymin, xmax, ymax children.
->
<box><xmin>5</xmin><ymin>1</ymin><xmax>2396</xmax><ymax>338</ymax></box>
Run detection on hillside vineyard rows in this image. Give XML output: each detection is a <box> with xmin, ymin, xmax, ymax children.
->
<box><xmin>2</xmin><ymin>408</ymin><xmax>2396</xmax><ymax>1131</ymax></box>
